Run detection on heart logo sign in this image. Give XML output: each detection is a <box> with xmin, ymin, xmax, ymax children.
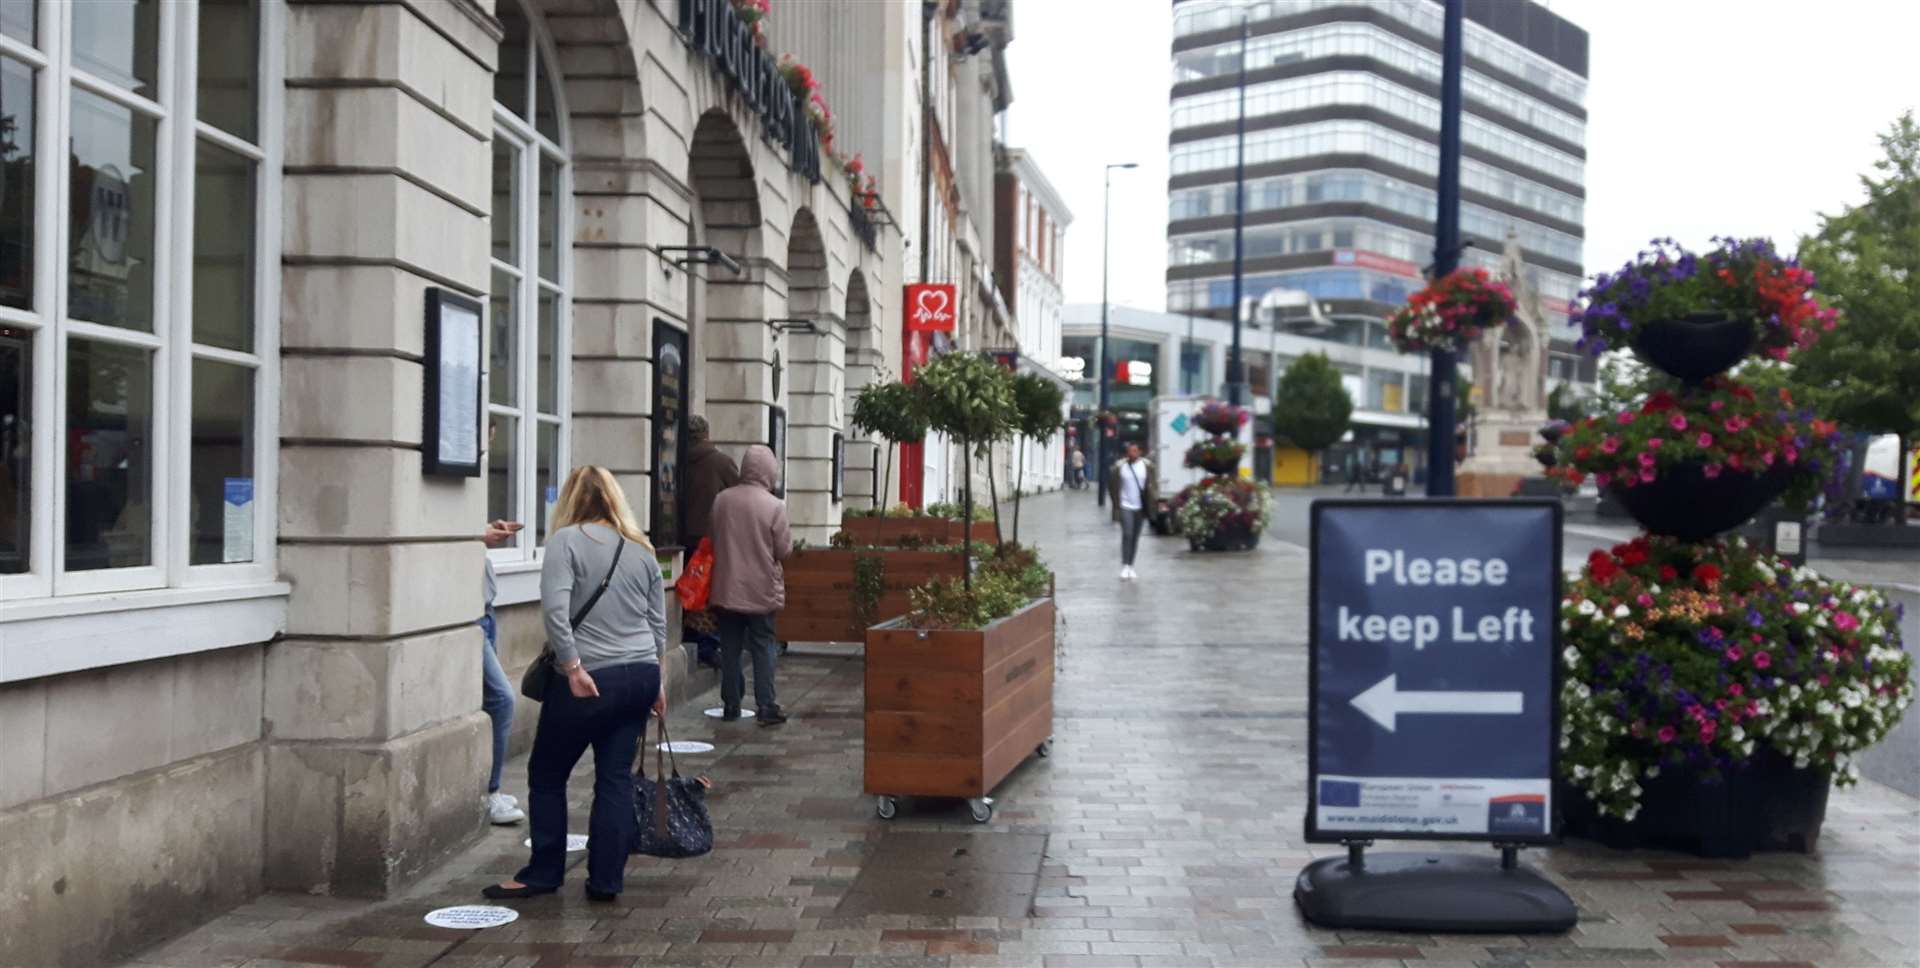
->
<box><xmin>904</xmin><ymin>283</ymin><xmax>957</xmax><ymax>333</ymax></box>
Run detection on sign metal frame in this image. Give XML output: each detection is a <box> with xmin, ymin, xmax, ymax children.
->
<box><xmin>1305</xmin><ymin>497</ymin><xmax>1564</xmax><ymax>846</ymax></box>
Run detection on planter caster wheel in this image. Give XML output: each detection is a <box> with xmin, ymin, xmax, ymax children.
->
<box><xmin>1036</xmin><ymin>739</ymin><xmax>1053</xmax><ymax>758</ymax></box>
<box><xmin>968</xmin><ymin>798</ymin><xmax>994</xmax><ymax>824</ymax></box>
<box><xmin>779</xmin><ymin>642</ymin><xmax>789</xmax><ymax>655</ymax></box>
<box><xmin>875</xmin><ymin>796</ymin><xmax>898</xmax><ymax>820</ymax></box>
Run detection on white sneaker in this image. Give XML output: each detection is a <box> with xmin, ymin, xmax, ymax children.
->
<box><xmin>1127</xmin><ymin>566</ymin><xmax>1138</xmax><ymax>580</ymax></box>
<box><xmin>487</xmin><ymin>792</ymin><xmax>525</xmax><ymax>825</ymax></box>
<box><xmin>1120</xmin><ymin>565</ymin><xmax>1130</xmax><ymax>580</ymax></box>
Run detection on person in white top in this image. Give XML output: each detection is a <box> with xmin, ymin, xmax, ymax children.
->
<box><xmin>1106</xmin><ymin>442</ymin><xmax>1156</xmax><ymax>580</ymax></box>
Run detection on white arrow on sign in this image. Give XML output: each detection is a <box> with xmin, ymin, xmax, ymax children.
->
<box><xmin>1350</xmin><ymin>674</ymin><xmax>1522</xmax><ymax>733</ymax></box>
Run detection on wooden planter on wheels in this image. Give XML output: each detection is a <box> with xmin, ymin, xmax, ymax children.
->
<box><xmin>864</xmin><ymin>598</ymin><xmax>1056</xmax><ymax>823</ymax></box>
<box><xmin>838</xmin><ymin>516</ymin><xmax>998</xmax><ymax>548</ymax></box>
<box><xmin>775</xmin><ymin>549</ymin><xmax>966</xmax><ymax>644</ymax></box>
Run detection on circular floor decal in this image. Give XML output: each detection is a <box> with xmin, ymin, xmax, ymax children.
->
<box><xmin>704</xmin><ymin>707</ymin><xmax>754</xmax><ymax>719</ymax></box>
<box><xmin>425</xmin><ymin>905</ymin><xmax>519</xmax><ymax>929</ymax></box>
<box><xmin>659</xmin><ymin>740</ymin><xmax>715</xmax><ymax>754</ymax></box>
<box><xmin>520</xmin><ymin>833</ymin><xmax>590</xmax><ymax>852</ymax></box>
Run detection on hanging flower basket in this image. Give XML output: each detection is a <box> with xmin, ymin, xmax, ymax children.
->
<box><xmin>1385</xmin><ymin>267</ymin><xmax>1517</xmax><ymax>353</ymax></box>
<box><xmin>1573</xmin><ymin>236</ymin><xmax>1837</xmax><ymax>363</ymax></box>
<box><xmin>1185</xmin><ymin>439</ymin><xmax>1245</xmax><ymax>476</ymax></box>
<box><xmin>1545</xmin><ymin>380</ymin><xmax>1849</xmax><ymax>533</ymax></box>
<box><xmin>1193</xmin><ymin>399</ymin><xmax>1245</xmax><ymax>436</ymax></box>
<box><xmin>1558</xmin><ymin>535</ymin><xmax>1912</xmax><ymax>838</ymax></box>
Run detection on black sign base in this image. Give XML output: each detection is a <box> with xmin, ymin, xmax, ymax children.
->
<box><xmin>1294</xmin><ymin>852</ymin><xmax>1576</xmax><ymax>933</ymax></box>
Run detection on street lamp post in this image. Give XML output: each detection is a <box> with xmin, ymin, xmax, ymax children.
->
<box><xmin>1225</xmin><ymin>13</ymin><xmax>1250</xmax><ymax>407</ymax></box>
<box><xmin>1424</xmin><ymin>0</ymin><xmax>1465</xmax><ymax>497</ymax></box>
<box><xmin>1097</xmin><ymin>161</ymin><xmax>1137</xmax><ymax>508</ymax></box>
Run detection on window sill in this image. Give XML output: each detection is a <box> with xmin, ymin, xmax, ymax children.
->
<box><xmin>0</xmin><ymin>582</ymin><xmax>291</xmax><ymax>683</ymax></box>
<box><xmin>492</xmin><ymin>559</ymin><xmax>544</xmax><ymax>608</ymax></box>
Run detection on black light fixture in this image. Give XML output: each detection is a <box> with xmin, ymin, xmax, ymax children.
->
<box><xmin>767</xmin><ymin>318</ymin><xmax>820</xmax><ymax>335</ymax></box>
<box><xmin>653</xmin><ymin>245</ymin><xmax>742</xmax><ymax>278</ymax></box>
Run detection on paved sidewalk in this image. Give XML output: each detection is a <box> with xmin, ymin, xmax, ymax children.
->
<box><xmin>125</xmin><ymin>490</ymin><xmax>1920</xmax><ymax>968</ymax></box>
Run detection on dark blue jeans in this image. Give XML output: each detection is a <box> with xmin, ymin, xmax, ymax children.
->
<box><xmin>717</xmin><ymin>608</ymin><xmax>778</xmax><ymax>712</ymax></box>
<box><xmin>516</xmin><ymin>661</ymin><xmax>660</xmax><ymax>895</ymax></box>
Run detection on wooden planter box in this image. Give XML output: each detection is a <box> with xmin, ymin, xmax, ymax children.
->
<box><xmin>839</xmin><ymin>516</ymin><xmax>998</xmax><ymax>547</ymax></box>
<box><xmin>775</xmin><ymin>548</ymin><xmax>966</xmax><ymax>644</ymax></box>
<box><xmin>864</xmin><ymin>598</ymin><xmax>1055</xmax><ymax>801</ymax></box>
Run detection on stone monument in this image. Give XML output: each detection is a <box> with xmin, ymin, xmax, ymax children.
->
<box><xmin>1457</xmin><ymin>232</ymin><xmax>1552</xmax><ymax>498</ymax></box>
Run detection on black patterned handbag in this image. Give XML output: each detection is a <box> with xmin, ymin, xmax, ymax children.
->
<box><xmin>631</xmin><ymin>717</ymin><xmax>714</xmax><ymax>858</ymax></box>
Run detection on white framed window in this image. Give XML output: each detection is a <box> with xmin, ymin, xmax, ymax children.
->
<box><xmin>487</xmin><ymin>0</ymin><xmax>570</xmax><ymax>573</ymax></box>
<box><xmin>0</xmin><ymin>0</ymin><xmax>282</xmax><ymax>604</ymax></box>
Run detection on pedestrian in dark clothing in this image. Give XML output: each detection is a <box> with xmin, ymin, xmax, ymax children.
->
<box><xmin>1343</xmin><ymin>460</ymin><xmax>1361</xmax><ymax>493</ymax></box>
<box><xmin>681</xmin><ymin>415</ymin><xmax>737</xmax><ymax>668</ymax></box>
<box><xmin>710</xmin><ymin>445</ymin><xmax>792</xmax><ymax>725</ymax></box>
<box><xmin>485</xmin><ymin>467</ymin><xmax>666</xmax><ymax>903</ymax></box>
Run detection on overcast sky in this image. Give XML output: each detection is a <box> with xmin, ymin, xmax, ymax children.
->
<box><xmin>1003</xmin><ymin>0</ymin><xmax>1920</xmax><ymax>311</ymax></box>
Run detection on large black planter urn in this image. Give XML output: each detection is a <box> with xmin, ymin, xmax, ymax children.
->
<box><xmin>1628</xmin><ymin>313</ymin><xmax>1756</xmax><ymax>383</ymax></box>
<box><xmin>1189</xmin><ymin>526</ymin><xmax>1260</xmax><ymax>553</ymax></box>
<box><xmin>1561</xmin><ymin>749</ymin><xmax>1829</xmax><ymax>859</ymax></box>
<box><xmin>1608</xmin><ymin>461</ymin><xmax>1792</xmax><ymax>542</ymax></box>
<box><xmin>1196</xmin><ymin>456</ymin><xmax>1242</xmax><ymax>476</ymax></box>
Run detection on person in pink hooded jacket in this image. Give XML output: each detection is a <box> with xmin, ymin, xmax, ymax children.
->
<box><xmin>708</xmin><ymin>444</ymin><xmax>792</xmax><ymax>724</ymax></box>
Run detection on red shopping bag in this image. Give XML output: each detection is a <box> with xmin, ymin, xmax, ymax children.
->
<box><xmin>677</xmin><ymin>538</ymin><xmax>714</xmax><ymax>612</ymax></box>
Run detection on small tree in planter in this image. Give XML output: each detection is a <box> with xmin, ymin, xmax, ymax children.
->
<box><xmin>910</xmin><ymin>352</ymin><xmax>1016</xmax><ymax>589</ymax></box>
<box><xmin>1009</xmin><ymin>372</ymin><xmax>1066</xmax><ymax>544</ymax></box>
<box><xmin>849</xmin><ymin>380</ymin><xmax>928</xmax><ymax>514</ymax></box>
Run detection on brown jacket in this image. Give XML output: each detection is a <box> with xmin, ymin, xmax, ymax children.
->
<box><xmin>709</xmin><ymin>445</ymin><xmax>792</xmax><ymax>613</ymax></box>
<box><xmin>681</xmin><ymin>440</ymin><xmax>738</xmax><ymax>544</ymax></box>
<box><xmin>1108</xmin><ymin>457</ymin><xmax>1157</xmax><ymax>523</ymax></box>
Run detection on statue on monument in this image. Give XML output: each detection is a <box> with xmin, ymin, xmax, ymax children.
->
<box><xmin>1468</xmin><ymin>232</ymin><xmax>1548</xmax><ymax>415</ymax></box>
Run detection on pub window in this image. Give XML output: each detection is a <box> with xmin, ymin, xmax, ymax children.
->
<box><xmin>487</xmin><ymin>0</ymin><xmax>570</xmax><ymax>564</ymax></box>
<box><xmin>0</xmin><ymin>0</ymin><xmax>280</xmax><ymax>600</ymax></box>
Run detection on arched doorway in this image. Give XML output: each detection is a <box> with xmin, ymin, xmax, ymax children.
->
<box><xmin>782</xmin><ymin>208</ymin><xmax>842</xmax><ymax>543</ymax></box>
<box><xmin>687</xmin><ymin>110</ymin><xmax>769</xmax><ymax>460</ymax></box>
<box><xmin>842</xmin><ymin>270</ymin><xmax>880</xmax><ymax>509</ymax></box>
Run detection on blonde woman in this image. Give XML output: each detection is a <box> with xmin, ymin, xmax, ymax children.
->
<box><xmin>485</xmin><ymin>467</ymin><xmax>667</xmax><ymax>903</ymax></box>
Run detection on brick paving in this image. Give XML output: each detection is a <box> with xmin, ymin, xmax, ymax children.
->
<box><xmin>123</xmin><ymin>491</ymin><xmax>1920</xmax><ymax>968</ymax></box>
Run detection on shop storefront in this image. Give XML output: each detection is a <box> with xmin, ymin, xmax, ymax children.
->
<box><xmin>0</xmin><ymin>1</ymin><xmax>904</xmax><ymax>963</ymax></box>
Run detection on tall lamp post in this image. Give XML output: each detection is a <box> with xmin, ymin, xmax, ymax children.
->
<box><xmin>1424</xmin><ymin>0</ymin><xmax>1465</xmax><ymax>496</ymax></box>
<box><xmin>1225</xmin><ymin>13</ymin><xmax>1250</xmax><ymax>406</ymax></box>
<box><xmin>1097</xmin><ymin>160</ymin><xmax>1137</xmax><ymax>508</ymax></box>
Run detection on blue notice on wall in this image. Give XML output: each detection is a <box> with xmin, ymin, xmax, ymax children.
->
<box><xmin>1308</xmin><ymin>500</ymin><xmax>1560</xmax><ymax>842</ymax></box>
<box><xmin>223</xmin><ymin>477</ymin><xmax>254</xmax><ymax>564</ymax></box>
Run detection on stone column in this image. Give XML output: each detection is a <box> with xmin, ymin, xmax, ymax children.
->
<box><xmin>266</xmin><ymin>0</ymin><xmax>497</xmax><ymax>896</ymax></box>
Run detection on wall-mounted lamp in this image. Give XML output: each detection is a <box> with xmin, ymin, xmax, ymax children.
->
<box><xmin>654</xmin><ymin>245</ymin><xmax>743</xmax><ymax>278</ymax></box>
<box><xmin>767</xmin><ymin>318</ymin><xmax>820</xmax><ymax>335</ymax></box>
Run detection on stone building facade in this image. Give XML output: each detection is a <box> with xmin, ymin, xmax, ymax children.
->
<box><xmin>0</xmin><ymin>0</ymin><xmax>909</xmax><ymax>963</ymax></box>
<box><xmin>994</xmin><ymin>145</ymin><xmax>1072</xmax><ymax>493</ymax></box>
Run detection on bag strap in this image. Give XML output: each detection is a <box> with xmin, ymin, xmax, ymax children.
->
<box><xmin>652</xmin><ymin>717</ymin><xmax>672</xmax><ymax>839</ymax></box>
<box><xmin>569</xmin><ymin>530</ymin><xmax>626</xmax><ymax>630</ymax></box>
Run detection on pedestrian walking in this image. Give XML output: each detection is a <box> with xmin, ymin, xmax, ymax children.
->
<box><xmin>710</xmin><ymin>445</ymin><xmax>792</xmax><ymax>725</ymax></box>
<box><xmin>485</xmin><ymin>467</ymin><xmax>667</xmax><ymax>903</ymax></box>
<box><xmin>1343</xmin><ymin>459</ymin><xmax>1361</xmax><ymax>493</ymax></box>
<box><xmin>1069</xmin><ymin>448</ymin><xmax>1086</xmax><ymax>489</ymax></box>
<box><xmin>479</xmin><ymin>514</ymin><xmax>525</xmax><ymax>826</ymax></box>
<box><xmin>680</xmin><ymin>415</ymin><xmax>738</xmax><ymax>669</ymax></box>
<box><xmin>1108</xmin><ymin>442</ymin><xmax>1155</xmax><ymax>581</ymax></box>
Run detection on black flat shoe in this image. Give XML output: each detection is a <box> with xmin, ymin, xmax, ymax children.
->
<box><xmin>757</xmin><ymin>706</ymin><xmax>788</xmax><ymax>726</ymax></box>
<box><xmin>481</xmin><ymin>882</ymin><xmax>555</xmax><ymax>900</ymax></box>
<box><xmin>720</xmin><ymin>707</ymin><xmax>741</xmax><ymax>722</ymax></box>
<box><xmin>586</xmin><ymin>888</ymin><xmax>618</xmax><ymax>903</ymax></box>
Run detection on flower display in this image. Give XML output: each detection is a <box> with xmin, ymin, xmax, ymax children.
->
<box><xmin>1385</xmin><ymin>267</ymin><xmax>1517</xmax><ymax>353</ymax></box>
<box><xmin>777</xmin><ymin>54</ymin><xmax>818</xmax><ymax>101</ymax></box>
<box><xmin>1560</xmin><ymin>534</ymin><xmax>1912</xmax><ymax>819</ymax></box>
<box><xmin>1572</xmin><ymin>237</ymin><xmax>1838</xmax><ymax>360</ymax></box>
<box><xmin>1184</xmin><ymin>438</ymin><xmax>1246</xmax><ymax>472</ymax></box>
<box><xmin>1193</xmin><ymin>399</ymin><xmax>1245</xmax><ymax>436</ymax></box>
<box><xmin>1546</xmin><ymin>378</ymin><xmax>1848</xmax><ymax>508</ymax></box>
<box><xmin>732</xmin><ymin>0</ymin><xmax>770</xmax><ymax>45</ymax></box>
<box><xmin>1170</xmin><ymin>476</ymin><xmax>1272</xmax><ymax>543</ymax></box>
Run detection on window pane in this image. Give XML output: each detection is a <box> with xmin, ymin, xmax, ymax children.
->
<box><xmin>0</xmin><ymin>57</ymin><xmax>34</xmax><ymax>311</ymax></box>
<box><xmin>0</xmin><ymin>326</ymin><xmax>27</xmax><ymax>573</ymax></box>
<box><xmin>536</xmin><ymin>289</ymin><xmax>557</xmax><ymax>414</ymax></box>
<box><xmin>489</xmin><ymin>268</ymin><xmax>516</xmax><ymax>406</ymax></box>
<box><xmin>65</xmin><ymin>339</ymin><xmax>152</xmax><ymax>571</ymax></box>
<box><xmin>0</xmin><ymin>1</ymin><xmax>32</xmax><ymax>45</ymax></box>
<box><xmin>196</xmin><ymin>0</ymin><xmax>259</xmax><ymax>142</ymax></box>
<box><xmin>533</xmin><ymin>49</ymin><xmax>560</xmax><ymax>143</ymax></box>
<box><xmin>192</xmin><ymin>139</ymin><xmax>255</xmax><ymax>351</ymax></box>
<box><xmin>68</xmin><ymin>89</ymin><xmax>158</xmax><ymax>332</ymax></box>
<box><xmin>491</xmin><ymin>138</ymin><xmax>517</xmax><ymax>266</ymax></box>
<box><xmin>487</xmin><ymin>413</ymin><xmax>517</xmax><ymax>527</ymax></box>
<box><xmin>494</xmin><ymin>0</ymin><xmax>529</xmax><ymax>120</ymax></box>
<box><xmin>189</xmin><ymin>358</ymin><xmax>254</xmax><ymax>564</ymax></box>
<box><xmin>537</xmin><ymin>155</ymin><xmax>558</xmax><ymax>281</ymax></box>
<box><xmin>72</xmin><ymin>0</ymin><xmax>159</xmax><ymax>99</ymax></box>
<box><xmin>535</xmin><ymin>420</ymin><xmax>557</xmax><ymax>546</ymax></box>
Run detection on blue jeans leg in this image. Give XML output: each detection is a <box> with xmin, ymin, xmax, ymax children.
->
<box><xmin>478</xmin><ymin>617</ymin><xmax>513</xmax><ymax>793</ymax></box>
<box><xmin>586</xmin><ymin>663</ymin><xmax>657</xmax><ymax>895</ymax></box>
<box><xmin>718</xmin><ymin>610</ymin><xmax>747</xmax><ymax>712</ymax></box>
<box><xmin>742</xmin><ymin>612</ymin><xmax>778</xmax><ymax>709</ymax></box>
<box><xmin>516</xmin><ymin>677</ymin><xmax>593</xmax><ymax>890</ymax></box>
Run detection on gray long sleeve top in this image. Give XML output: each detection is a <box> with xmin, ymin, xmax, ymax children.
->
<box><xmin>540</xmin><ymin>523</ymin><xmax>666</xmax><ymax>672</ymax></box>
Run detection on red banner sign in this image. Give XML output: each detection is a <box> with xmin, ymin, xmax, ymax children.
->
<box><xmin>904</xmin><ymin>283</ymin><xmax>957</xmax><ymax>333</ymax></box>
<box><xmin>1331</xmin><ymin>249</ymin><xmax>1421</xmax><ymax>278</ymax></box>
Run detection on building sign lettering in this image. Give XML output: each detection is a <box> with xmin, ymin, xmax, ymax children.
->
<box><xmin>677</xmin><ymin>0</ymin><xmax>821</xmax><ymax>183</ymax></box>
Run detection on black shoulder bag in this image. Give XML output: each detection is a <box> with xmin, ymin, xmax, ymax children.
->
<box><xmin>519</xmin><ymin>536</ymin><xmax>626</xmax><ymax>700</ymax></box>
